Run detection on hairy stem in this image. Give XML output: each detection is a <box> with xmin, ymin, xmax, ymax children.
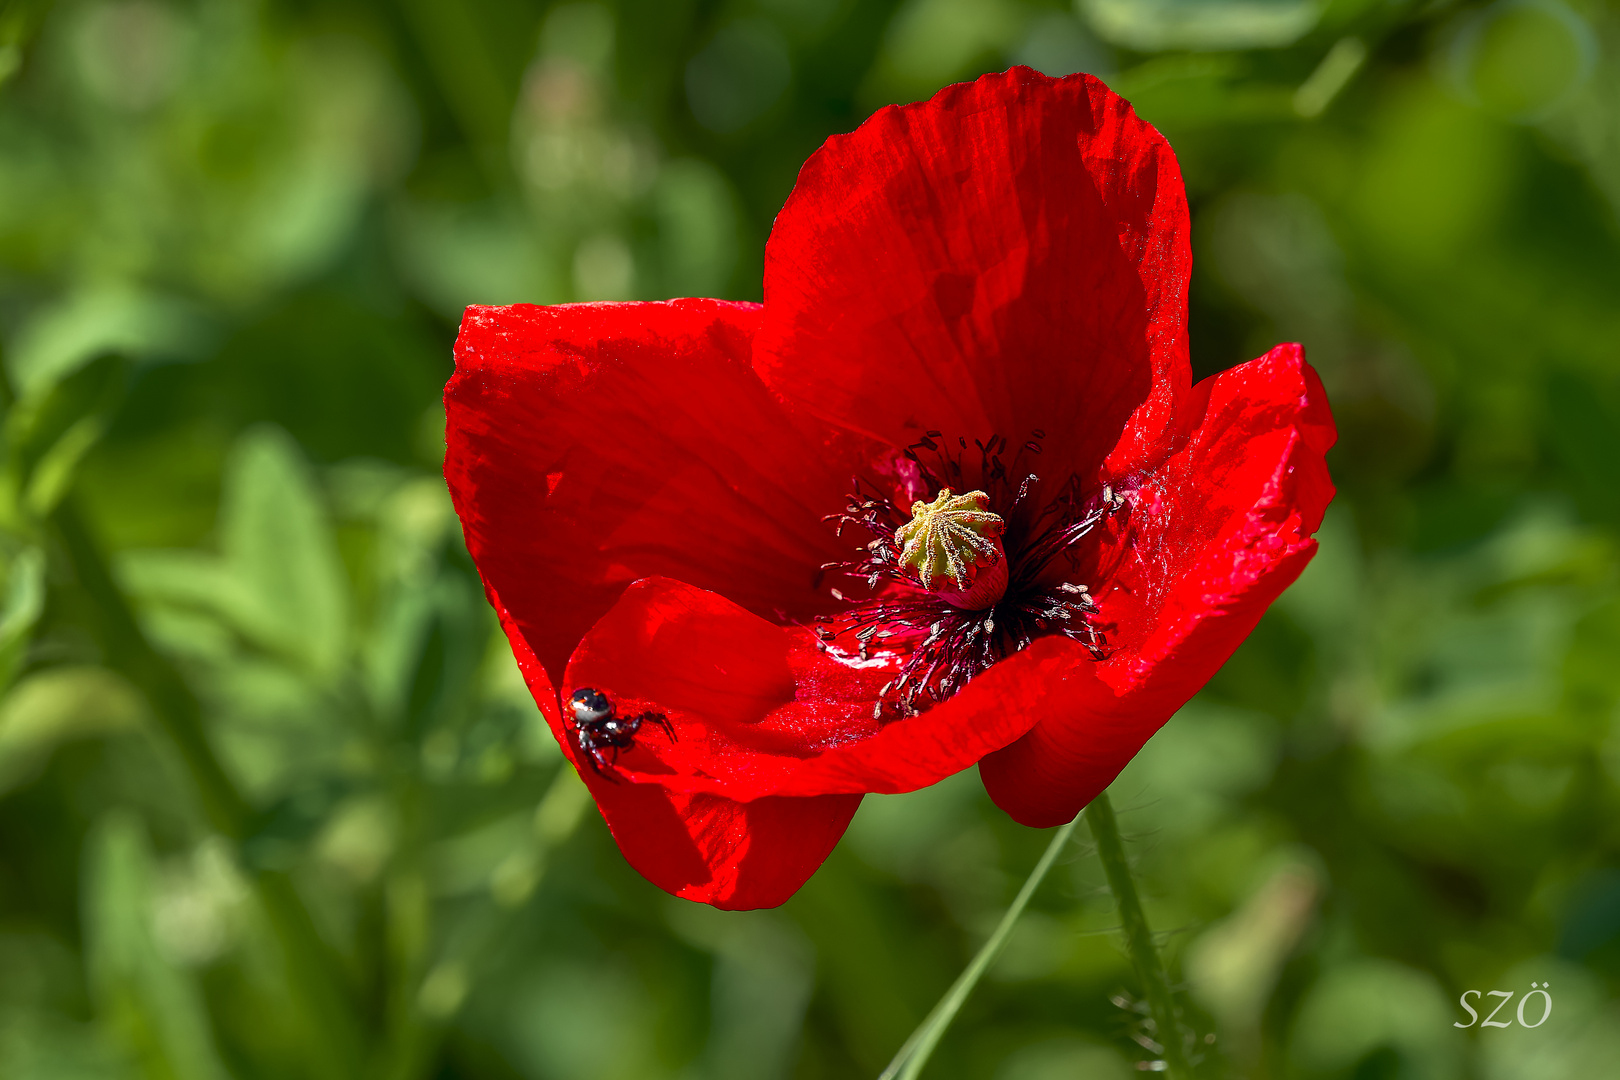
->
<box><xmin>1088</xmin><ymin>789</ymin><xmax>1195</xmax><ymax>1079</ymax></box>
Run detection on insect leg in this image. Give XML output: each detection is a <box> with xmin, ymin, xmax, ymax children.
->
<box><xmin>643</xmin><ymin>711</ymin><xmax>675</xmax><ymax>742</ymax></box>
<box><xmin>575</xmin><ymin>729</ymin><xmax>618</xmax><ymax>781</ymax></box>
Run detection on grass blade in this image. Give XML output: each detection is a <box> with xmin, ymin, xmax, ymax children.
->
<box><xmin>878</xmin><ymin>812</ymin><xmax>1081</xmax><ymax>1080</ymax></box>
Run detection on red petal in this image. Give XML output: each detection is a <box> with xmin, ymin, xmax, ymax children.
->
<box><xmin>592</xmin><ymin>784</ymin><xmax>863</xmax><ymax>911</ymax></box>
<box><xmin>445</xmin><ymin>300</ymin><xmax>854</xmax><ymax>681</ymax></box>
<box><xmin>981</xmin><ymin>344</ymin><xmax>1336</xmax><ymax>826</ymax></box>
<box><xmin>756</xmin><ymin>67</ymin><xmax>1190</xmax><ymax>483</ymax></box>
<box><xmin>489</xmin><ymin>588</ymin><xmax>859</xmax><ymax>910</ymax></box>
<box><xmin>563</xmin><ymin>576</ymin><xmax>1102</xmax><ymax>800</ymax></box>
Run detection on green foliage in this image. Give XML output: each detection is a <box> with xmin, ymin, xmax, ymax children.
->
<box><xmin>2</xmin><ymin>1</ymin><xmax>1619</xmax><ymax>1078</ymax></box>
<box><xmin>83</xmin><ymin>812</ymin><xmax>231</xmax><ymax>1080</ymax></box>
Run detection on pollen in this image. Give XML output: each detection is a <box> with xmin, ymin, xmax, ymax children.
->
<box><xmin>895</xmin><ymin>488</ymin><xmax>1006</xmax><ymax>598</ymax></box>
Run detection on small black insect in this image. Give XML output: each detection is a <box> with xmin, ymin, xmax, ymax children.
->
<box><xmin>568</xmin><ymin>687</ymin><xmax>675</xmax><ymax>777</ymax></box>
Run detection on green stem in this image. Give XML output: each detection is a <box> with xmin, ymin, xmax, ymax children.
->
<box><xmin>879</xmin><ymin>813</ymin><xmax>1081</xmax><ymax>1080</ymax></box>
<box><xmin>51</xmin><ymin>497</ymin><xmax>368</xmax><ymax>1080</ymax></box>
<box><xmin>1087</xmin><ymin>790</ymin><xmax>1195</xmax><ymax>1080</ymax></box>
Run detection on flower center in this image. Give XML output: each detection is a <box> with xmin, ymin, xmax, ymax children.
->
<box><xmin>894</xmin><ymin>488</ymin><xmax>1007</xmax><ymax>610</ymax></box>
<box><xmin>815</xmin><ymin>430</ymin><xmax>1125</xmax><ymax>719</ymax></box>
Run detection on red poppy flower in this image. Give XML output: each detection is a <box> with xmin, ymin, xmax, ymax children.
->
<box><xmin>444</xmin><ymin>68</ymin><xmax>1335</xmax><ymax>910</ymax></box>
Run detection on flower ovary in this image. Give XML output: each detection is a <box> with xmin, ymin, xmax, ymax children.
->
<box><xmin>895</xmin><ymin>488</ymin><xmax>1007</xmax><ymax>608</ymax></box>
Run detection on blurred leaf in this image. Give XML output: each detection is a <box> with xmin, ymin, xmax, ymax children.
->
<box><xmin>1113</xmin><ymin>701</ymin><xmax>1280</xmax><ymax>838</ymax></box>
<box><xmin>994</xmin><ymin>1039</ymin><xmax>1132</xmax><ymax>1080</ymax></box>
<box><xmin>1294</xmin><ymin>36</ymin><xmax>1366</xmax><ymax>118</ymax></box>
<box><xmin>686</xmin><ymin>18</ymin><xmax>793</xmax><ymax>133</ymax></box>
<box><xmin>1477</xmin><ymin>957</ymin><xmax>1620</xmax><ymax>1080</ymax></box>
<box><xmin>217</xmin><ymin>426</ymin><xmax>350</xmax><ymax>676</ymax></box>
<box><xmin>313</xmin><ymin>795</ymin><xmax>397</xmax><ymax>884</ymax></box>
<box><xmin>1348</xmin><ymin>82</ymin><xmax>1518</xmax><ymax>270</ymax></box>
<box><xmin>0</xmin><ymin>665</ymin><xmax>144</xmax><ymax>796</ymax></box>
<box><xmin>504</xmin><ymin>960</ymin><xmax>659</xmax><ymax>1079</ymax></box>
<box><xmin>1546</xmin><ymin>367</ymin><xmax>1620</xmax><ymax>523</ymax></box>
<box><xmin>0</xmin><ymin>0</ymin><xmax>55</xmax><ymax>90</ymax></box>
<box><xmin>542</xmin><ymin>3</ymin><xmax>615</xmax><ymax>73</ymax></box>
<box><xmin>117</xmin><ymin>427</ymin><xmax>352</xmax><ymax>679</ymax></box>
<box><xmin>82</xmin><ymin>812</ymin><xmax>233</xmax><ymax>1080</ymax></box>
<box><xmin>1186</xmin><ymin>854</ymin><xmax>1321</xmax><ymax>1047</ymax></box>
<box><xmin>395</xmin><ymin>0</ymin><xmax>519</xmax><ymax>152</ymax></box>
<box><xmin>1010</xmin><ymin>12</ymin><xmax>1114</xmax><ymax>79</ymax></box>
<box><xmin>115</xmin><ymin>550</ymin><xmax>246</xmax><ymax>641</ymax></box>
<box><xmin>1112</xmin><ymin>55</ymin><xmax>1296</xmax><ymax>128</ymax></box>
<box><xmin>0</xmin><ymin>928</ymin><xmax>84</xmax><ymax>1013</ymax></box>
<box><xmin>0</xmin><ymin>1009</ymin><xmax>133</xmax><ymax>1080</ymax></box>
<box><xmin>1438</xmin><ymin>0</ymin><xmax>1597</xmax><ymax>121</ymax></box>
<box><xmin>425</xmin><ymin>809</ymin><xmax>531</xmax><ymax>897</ymax></box>
<box><xmin>667</xmin><ymin>906</ymin><xmax>814</xmax><ymax>1080</ymax></box>
<box><xmin>393</xmin><ymin>200</ymin><xmax>560</xmax><ymax>315</ymax></box>
<box><xmin>1539</xmin><ymin>6</ymin><xmax>1620</xmax><ymax>215</ymax></box>
<box><xmin>238</xmin><ymin>772</ymin><xmax>358</xmax><ymax>870</ymax></box>
<box><xmin>355</xmin><ymin>476</ymin><xmax>488</xmax><ymax>739</ymax></box>
<box><xmin>24</xmin><ymin>412</ymin><xmax>106</xmax><ymax>518</ymax></box>
<box><xmin>654</xmin><ymin>159</ymin><xmax>741</xmax><ymax>297</ymax></box>
<box><xmin>1082</xmin><ymin>0</ymin><xmax>1321</xmax><ymax>52</ymax></box>
<box><xmin>866</xmin><ymin>0</ymin><xmax>1024</xmax><ymax>102</ymax></box>
<box><xmin>5</xmin><ymin>290</ymin><xmax>205</xmax><ymax>399</ymax></box>
<box><xmin>3</xmin><ymin>354</ymin><xmax>126</xmax><ymax>526</ymax></box>
<box><xmin>1287</xmin><ymin>958</ymin><xmax>1461</xmax><ymax>1079</ymax></box>
<box><xmin>0</xmin><ymin>544</ymin><xmax>43</xmax><ymax>692</ymax></box>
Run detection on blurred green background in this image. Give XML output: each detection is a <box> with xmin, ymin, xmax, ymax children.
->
<box><xmin>2</xmin><ymin>0</ymin><xmax>1619</xmax><ymax>1077</ymax></box>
